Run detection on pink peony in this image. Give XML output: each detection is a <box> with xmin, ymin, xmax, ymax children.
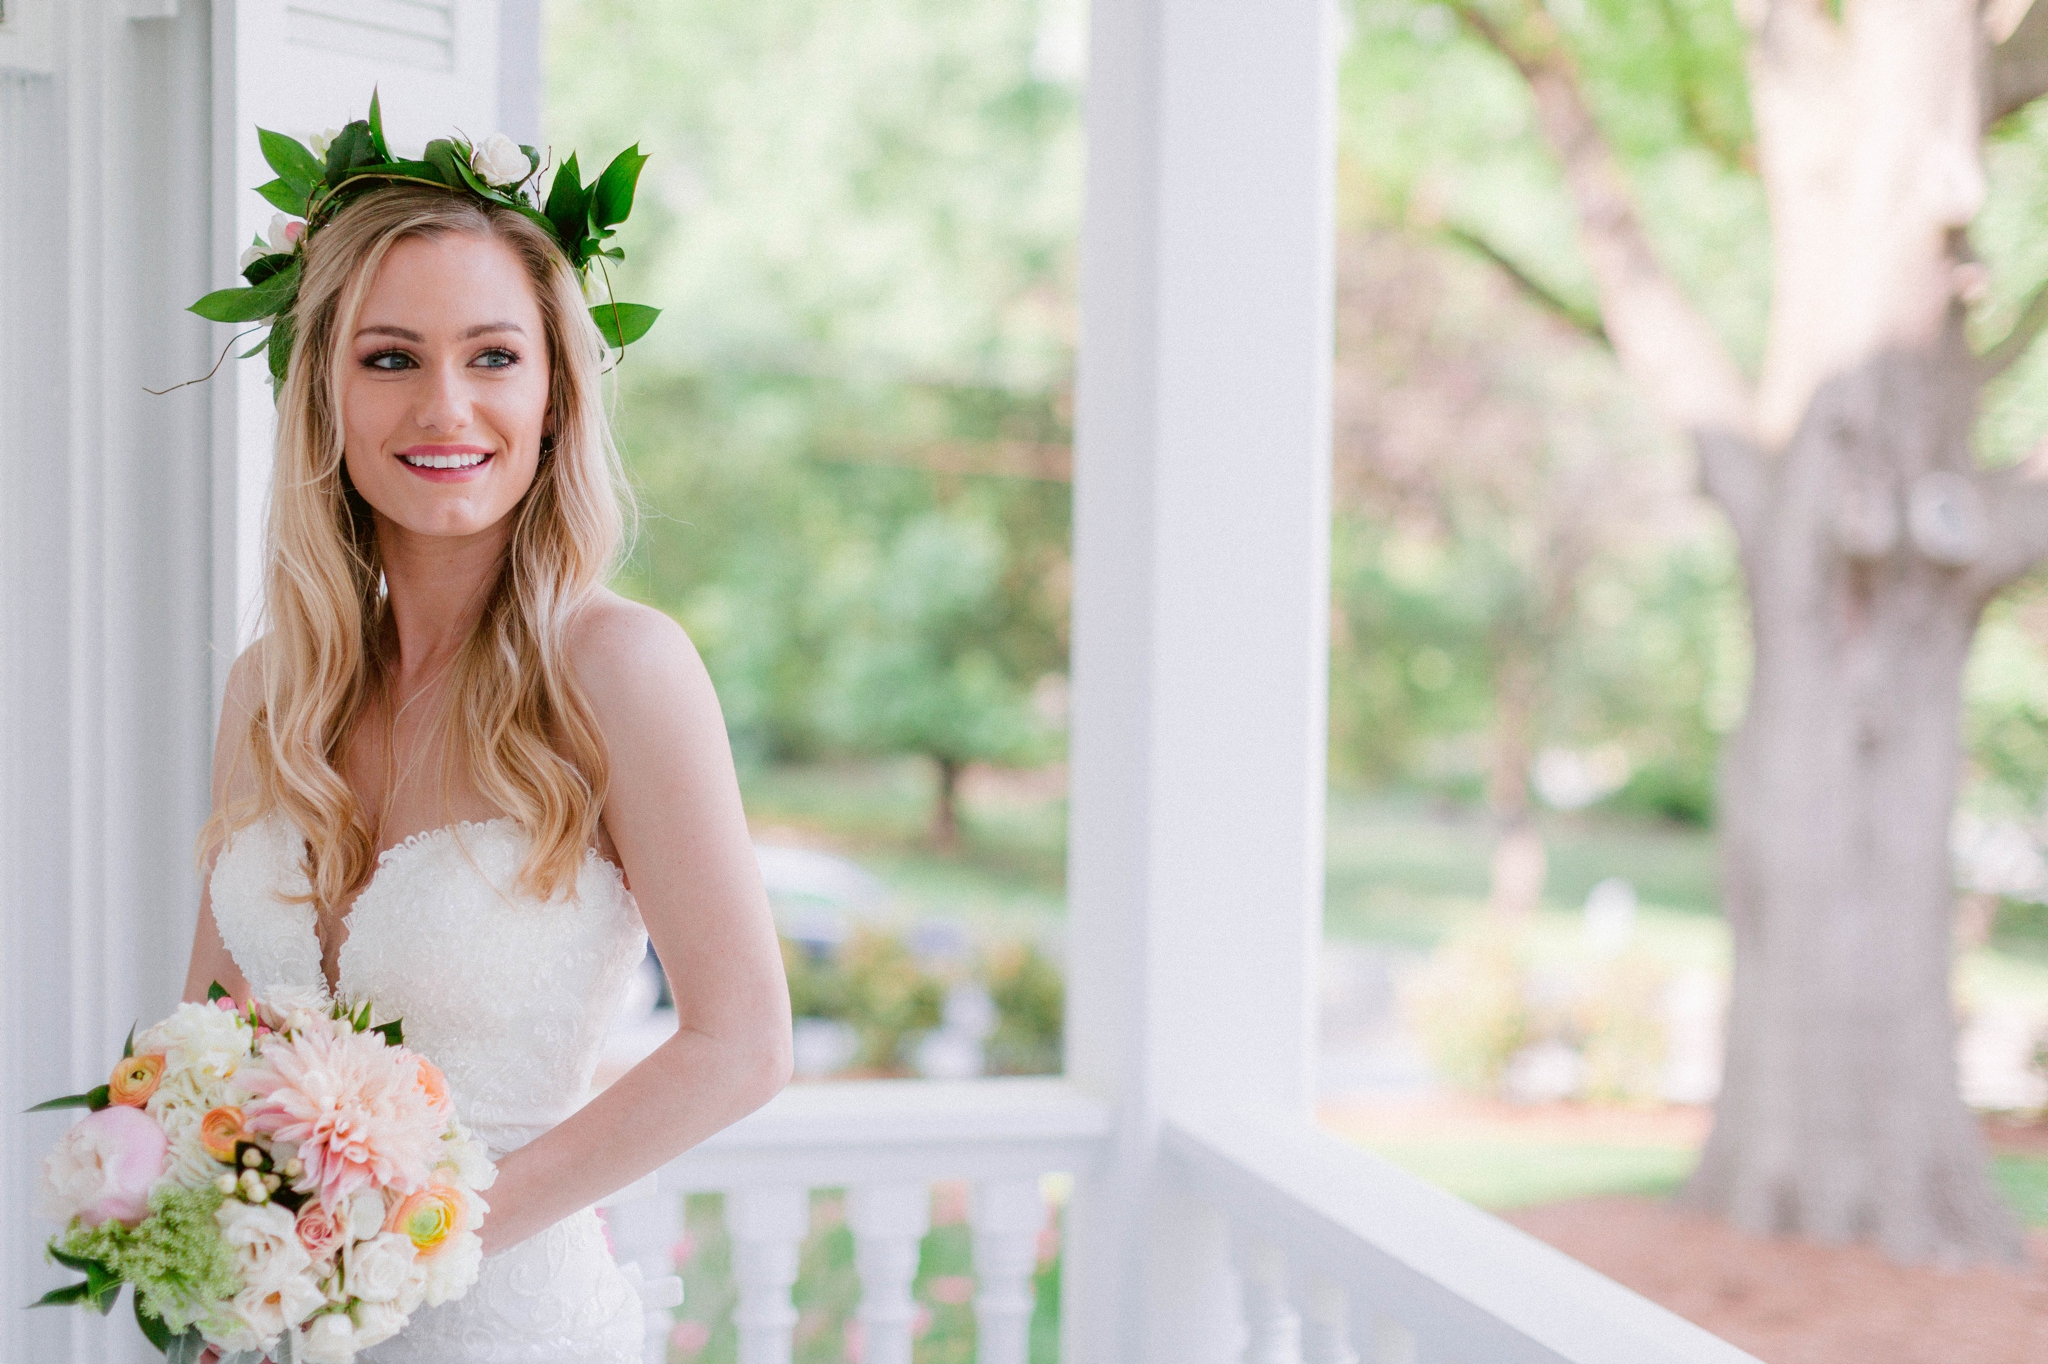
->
<box><xmin>241</xmin><ymin>1025</ymin><xmax>443</xmax><ymax>1208</ymax></box>
<box><xmin>34</xmin><ymin>1106</ymin><xmax>168</xmax><ymax>1228</ymax></box>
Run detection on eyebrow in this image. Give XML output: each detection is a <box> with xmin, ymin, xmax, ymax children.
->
<box><xmin>354</xmin><ymin>321</ymin><xmax>528</xmax><ymax>343</ymax></box>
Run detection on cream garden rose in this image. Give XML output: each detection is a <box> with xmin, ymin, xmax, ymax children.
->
<box><xmin>469</xmin><ymin>132</ymin><xmax>529</xmax><ymax>187</ymax></box>
<box><xmin>341</xmin><ymin>1231</ymin><xmax>422</xmax><ymax>1307</ymax></box>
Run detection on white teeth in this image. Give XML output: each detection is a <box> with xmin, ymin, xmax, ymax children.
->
<box><xmin>400</xmin><ymin>452</ymin><xmax>490</xmax><ymax>470</ymax></box>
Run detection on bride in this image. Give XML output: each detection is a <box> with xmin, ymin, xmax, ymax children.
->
<box><xmin>179</xmin><ymin>175</ymin><xmax>793</xmax><ymax>1360</ymax></box>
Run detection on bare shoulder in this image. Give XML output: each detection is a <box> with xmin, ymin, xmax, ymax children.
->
<box><xmin>211</xmin><ymin>639</ymin><xmax>270</xmax><ymax>808</ymax></box>
<box><xmin>222</xmin><ymin>638</ymin><xmax>267</xmax><ymax>723</ymax></box>
<box><xmin>565</xmin><ymin>590</ymin><xmax>714</xmax><ymax>723</ymax></box>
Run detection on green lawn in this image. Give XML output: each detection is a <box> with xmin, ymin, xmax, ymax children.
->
<box><xmin>1347</xmin><ymin>1139</ymin><xmax>2048</xmax><ymax>1227</ymax></box>
<box><xmin>739</xmin><ymin>760</ymin><xmax>2048</xmax><ymax>1004</ymax></box>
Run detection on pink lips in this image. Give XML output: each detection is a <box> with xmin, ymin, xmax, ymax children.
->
<box><xmin>396</xmin><ymin>444</ymin><xmax>494</xmax><ymax>483</ymax></box>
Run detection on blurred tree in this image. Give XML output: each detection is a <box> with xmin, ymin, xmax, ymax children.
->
<box><xmin>816</xmin><ymin>507</ymin><xmax>1056</xmax><ymax>845</ymax></box>
<box><xmin>549</xmin><ymin>0</ymin><xmax>1081</xmax><ymax>781</ymax></box>
<box><xmin>1345</xmin><ymin>0</ymin><xmax>2048</xmax><ymax>1260</ymax></box>
<box><xmin>1330</xmin><ymin>228</ymin><xmax>1716</xmax><ymax>911</ymax></box>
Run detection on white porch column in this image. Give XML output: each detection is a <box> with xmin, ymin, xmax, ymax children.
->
<box><xmin>1062</xmin><ymin>1</ymin><xmax>1337</xmax><ymax>1362</ymax></box>
<box><xmin>0</xmin><ymin>5</ymin><xmax>218</xmax><ymax>1361</ymax></box>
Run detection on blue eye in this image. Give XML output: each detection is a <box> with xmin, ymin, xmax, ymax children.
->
<box><xmin>365</xmin><ymin>350</ymin><xmax>414</xmax><ymax>371</ymax></box>
<box><xmin>475</xmin><ymin>348</ymin><xmax>518</xmax><ymax>369</ymax></box>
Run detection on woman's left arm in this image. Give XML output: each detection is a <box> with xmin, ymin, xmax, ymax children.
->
<box><xmin>477</xmin><ymin>597</ymin><xmax>793</xmax><ymax>1254</ymax></box>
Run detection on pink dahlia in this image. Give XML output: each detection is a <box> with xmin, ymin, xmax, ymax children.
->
<box><xmin>241</xmin><ymin>1025</ymin><xmax>443</xmax><ymax>1208</ymax></box>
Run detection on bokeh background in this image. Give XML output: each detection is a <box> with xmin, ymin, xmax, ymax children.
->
<box><xmin>551</xmin><ymin>1</ymin><xmax>2048</xmax><ymax>1359</ymax></box>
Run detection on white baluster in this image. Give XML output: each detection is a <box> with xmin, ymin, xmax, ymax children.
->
<box><xmin>848</xmin><ymin>1182</ymin><xmax>932</xmax><ymax>1364</ymax></box>
<box><xmin>598</xmin><ymin>1176</ymin><xmax>682</xmax><ymax>1364</ymax></box>
<box><xmin>728</xmin><ymin>1186</ymin><xmax>809</xmax><ymax>1364</ymax></box>
<box><xmin>971</xmin><ymin>1177</ymin><xmax>1044</xmax><ymax>1364</ymax></box>
<box><xmin>1230</xmin><ymin>1228</ymin><xmax>1301</xmax><ymax>1364</ymax></box>
<box><xmin>1294</xmin><ymin>1275</ymin><xmax>1357</xmax><ymax>1364</ymax></box>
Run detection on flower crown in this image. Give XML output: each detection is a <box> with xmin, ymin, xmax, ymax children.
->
<box><xmin>190</xmin><ymin>89</ymin><xmax>659</xmax><ymax>386</ymax></box>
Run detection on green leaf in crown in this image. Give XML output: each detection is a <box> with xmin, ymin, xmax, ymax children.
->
<box><xmin>185</xmin><ymin>86</ymin><xmax>660</xmax><ymax>389</ymax></box>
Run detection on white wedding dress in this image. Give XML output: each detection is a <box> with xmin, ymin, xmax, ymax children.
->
<box><xmin>209</xmin><ymin>813</ymin><xmax>662</xmax><ymax>1363</ymax></box>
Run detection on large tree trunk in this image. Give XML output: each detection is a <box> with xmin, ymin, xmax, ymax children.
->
<box><xmin>1456</xmin><ymin>0</ymin><xmax>2048</xmax><ymax>1262</ymax></box>
<box><xmin>1684</xmin><ymin>347</ymin><xmax>2021</xmax><ymax>1262</ymax></box>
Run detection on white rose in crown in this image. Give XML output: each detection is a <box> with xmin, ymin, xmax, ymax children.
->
<box><xmin>308</xmin><ymin>127</ymin><xmax>342</xmax><ymax>161</ymax></box>
<box><xmin>470</xmin><ymin>132</ymin><xmax>530</xmax><ymax>188</ymax></box>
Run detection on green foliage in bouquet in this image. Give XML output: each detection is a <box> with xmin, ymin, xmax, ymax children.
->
<box><xmin>51</xmin><ymin>1184</ymin><xmax>240</xmax><ymax>1346</ymax></box>
<box><xmin>191</xmin><ymin>88</ymin><xmax>659</xmax><ymax>387</ymax></box>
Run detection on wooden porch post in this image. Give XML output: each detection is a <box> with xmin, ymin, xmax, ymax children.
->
<box><xmin>1062</xmin><ymin>1</ymin><xmax>1337</xmax><ymax>1360</ymax></box>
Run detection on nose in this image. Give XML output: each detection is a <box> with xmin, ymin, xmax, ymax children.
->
<box><xmin>415</xmin><ymin>356</ymin><xmax>474</xmax><ymax>434</ymax></box>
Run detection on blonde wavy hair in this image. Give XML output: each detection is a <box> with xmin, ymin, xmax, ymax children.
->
<box><xmin>201</xmin><ymin>183</ymin><xmax>630</xmax><ymax>909</ymax></box>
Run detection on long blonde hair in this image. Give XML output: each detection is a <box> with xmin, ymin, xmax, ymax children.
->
<box><xmin>201</xmin><ymin>184</ymin><xmax>629</xmax><ymax>908</ymax></box>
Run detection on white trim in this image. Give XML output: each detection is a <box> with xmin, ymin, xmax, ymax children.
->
<box><xmin>1165</xmin><ymin>1108</ymin><xmax>1764</xmax><ymax>1363</ymax></box>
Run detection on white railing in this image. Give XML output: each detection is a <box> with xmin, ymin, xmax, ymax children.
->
<box><xmin>1165</xmin><ymin>1108</ymin><xmax>1763</xmax><ymax>1364</ymax></box>
<box><xmin>601</xmin><ymin>1077</ymin><xmax>1111</xmax><ymax>1364</ymax></box>
<box><xmin>600</xmin><ymin>1083</ymin><xmax>1763</xmax><ymax>1364</ymax></box>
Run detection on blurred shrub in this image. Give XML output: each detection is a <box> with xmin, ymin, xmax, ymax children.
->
<box><xmin>840</xmin><ymin>928</ymin><xmax>947</xmax><ymax>1072</ymax></box>
<box><xmin>1404</xmin><ymin>929</ymin><xmax>1673</xmax><ymax>1103</ymax></box>
<box><xmin>1401</xmin><ymin>928</ymin><xmax>1531</xmax><ymax>1091</ymax></box>
<box><xmin>981</xmin><ymin>941</ymin><xmax>1064</xmax><ymax>1076</ymax></box>
<box><xmin>1604</xmin><ymin>758</ymin><xmax>1715</xmax><ymax>828</ymax></box>
<box><xmin>782</xmin><ymin>939</ymin><xmax>853</xmax><ymax>1022</ymax></box>
<box><xmin>1571</xmin><ymin>951</ymin><xmax>1671</xmax><ymax>1103</ymax></box>
<box><xmin>778</xmin><ymin>927</ymin><xmax>1066</xmax><ymax>1079</ymax></box>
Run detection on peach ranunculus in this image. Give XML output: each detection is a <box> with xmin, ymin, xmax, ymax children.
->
<box><xmin>294</xmin><ymin>1199</ymin><xmax>350</xmax><ymax>1263</ymax></box>
<box><xmin>412</xmin><ymin>1057</ymin><xmax>452</xmax><ymax>1116</ymax></box>
<box><xmin>199</xmin><ymin>1105</ymin><xmax>245</xmax><ymax>1163</ymax></box>
<box><xmin>107</xmin><ymin>1053</ymin><xmax>166</xmax><ymax>1107</ymax></box>
<box><xmin>385</xmin><ymin>1179</ymin><xmax>468</xmax><ymax>1257</ymax></box>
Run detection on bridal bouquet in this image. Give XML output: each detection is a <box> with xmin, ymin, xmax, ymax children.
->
<box><xmin>29</xmin><ymin>986</ymin><xmax>496</xmax><ymax>1363</ymax></box>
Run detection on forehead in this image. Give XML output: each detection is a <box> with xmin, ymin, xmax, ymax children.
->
<box><xmin>354</xmin><ymin>231</ymin><xmax>543</xmax><ymax>335</ymax></box>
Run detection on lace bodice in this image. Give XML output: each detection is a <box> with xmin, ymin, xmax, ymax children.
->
<box><xmin>209</xmin><ymin>815</ymin><xmax>666</xmax><ymax>1360</ymax></box>
<box><xmin>208</xmin><ymin>814</ymin><xmax>648</xmax><ymax>1156</ymax></box>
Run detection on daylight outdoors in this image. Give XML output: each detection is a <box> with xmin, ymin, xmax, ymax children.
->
<box><xmin>549</xmin><ymin>1</ymin><xmax>2048</xmax><ymax>1361</ymax></box>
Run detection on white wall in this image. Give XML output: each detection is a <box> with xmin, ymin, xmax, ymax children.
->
<box><xmin>1</xmin><ymin>4</ymin><xmax>218</xmax><ymax>1358</ymax></box>
<box><xmin>0</xmin><ymin>4</ymin><xmax>540</xmax><ymax>1358</ymax></box>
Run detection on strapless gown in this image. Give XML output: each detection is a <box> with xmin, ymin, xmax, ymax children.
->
<box><xmin>209</xmin><ymin>814</ymin><xmax>661</xmax><ymax>1363</ymax></box>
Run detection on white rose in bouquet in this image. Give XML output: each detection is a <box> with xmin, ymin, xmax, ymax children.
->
<box><xmin>342</xmin><ymin>1188</ymin><xmax>388</xmax><ymax>1244</ymax></box>
<box><xmin>138</xmin><ymin>1000</ymin><xmax>255</xmax><ymax>1094</ymax></box>
<box><xmin>416</xmin><ymin>1228</ymin><xmax>482</xmax><ymax>1308</ymax></box>
<box><xmin>349</xmin><ymin>1299</ymin><xmax>410</xmax><ymax>1351</ymax></box>
<box><xmin>342</xmin><ymin>1230</ymin><xmax>420</xmax><ymax>1305</ymax></box>
<box><xmin>301</xmin><ymin>1311</ymin><xmax>359</xmax><ymax>1364</ymax></box>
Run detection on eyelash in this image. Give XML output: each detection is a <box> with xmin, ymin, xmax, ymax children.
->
<box><xmin>362</xmin><ymin>347</ymin><xmax>519</xmax><ymax>372</ymax></box>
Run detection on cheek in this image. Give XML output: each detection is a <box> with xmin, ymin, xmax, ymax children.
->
<box><xmin>338</xmin><ymin>375</ymin><xmax>402</xmax><ymax>467</ymax></box>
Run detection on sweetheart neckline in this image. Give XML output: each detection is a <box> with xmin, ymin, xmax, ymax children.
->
<box><xmin>274</xmin><ymin>814</ymin><xmax>629</xmax><ymax>1002</ymax></box>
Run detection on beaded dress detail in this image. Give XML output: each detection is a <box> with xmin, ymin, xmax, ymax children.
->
<box><xmin>209</xmin><ymin>814</ymin><xmax>655</xmax><ymax>1363</ymax></box>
